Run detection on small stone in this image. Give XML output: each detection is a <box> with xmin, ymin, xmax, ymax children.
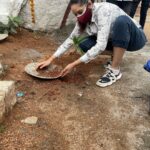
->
<box><xmin>21</xmin><ymin>116</ymin><xmax>38</xmax><ymax>125</ymax></box>
<box><xmin>85</xmin><ymin>81</ymin><xmax>90</xmax><ymax>85</ymax></box>
<box><xmin>78</xmin><ymin>92</ymin><xmax>83</xmax><ymax>97</ymax></box>
<box><xmin>10</xmin><ymin>64</ymin><xmax>15</xmax><ymax>68</ymax></box>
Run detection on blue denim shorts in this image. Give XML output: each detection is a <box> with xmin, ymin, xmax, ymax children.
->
<box><xmin>79</xmin><ymin>15</ymin><xmax>147</xmax><ymax>53</ymax></box>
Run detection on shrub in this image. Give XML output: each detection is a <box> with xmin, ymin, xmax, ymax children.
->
<box><xmin>0</xmin><ymin>16</ymin><xmax>23</xmax><ymax>34</ymax></box>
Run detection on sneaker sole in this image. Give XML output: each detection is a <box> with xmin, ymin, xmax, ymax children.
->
<box><xmin>96</xmin><ymin>80</ymin><xmax>113</xmax><ymax>87</ymax></box>
<box><xmin>116</xmin><ymin>73</ymin><xmax>122</xmax><ymax>80</ymax></box>
<box><xmin>96</xmin><ymin>73</ymin><xmax>122</xmax><ymax>88</ymax></box>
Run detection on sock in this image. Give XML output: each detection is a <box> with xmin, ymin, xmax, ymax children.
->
<box><xmin>110</xmin><ymin>66</ymin><xmax>120</xmax><ymax>75</ymax></box>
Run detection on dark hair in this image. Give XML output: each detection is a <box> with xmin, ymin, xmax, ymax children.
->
<box><xmin>70</xmin><ymin>0</ymin><xmax>89</xmax><ymax>5</ymax></box>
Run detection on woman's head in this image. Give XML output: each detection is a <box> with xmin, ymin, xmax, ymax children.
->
<box><xmin>70</xmin><ymin>0</ymin><xmax>93</xmax><ymax>17</ymax></box>
<box><xmin>70</xmin><ymin>0</ymin><xmax>93</xmax><ymax>31</ymax></box>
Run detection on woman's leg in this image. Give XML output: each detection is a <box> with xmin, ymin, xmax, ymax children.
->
<box><xmin>96</xmin><ymin>15</ymin><xmax>146</xmax><ymax>88</ymax></box>
<box><xmin>111</xmin><ymin>47</ymin><xmax>126</xmax><ymax>70</ymax></box>
<box><xmin>140</xmin><ymin>0</ymin><xmax>150</xmax><ymax>28</ymax></box>
<box><xmin>97</xmin><ymin>15</ymin><xmax>147</xmax><ymax>88</ymax></box>
<box><xmin>78</xmin><ymin>35</ymin><xmax>97</xmax><ymax>53</ymax></box>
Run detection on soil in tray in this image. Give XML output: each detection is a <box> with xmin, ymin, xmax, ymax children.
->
<box><xmin>37</xmin><ymin>67</ymin><xmax>62</xmax><ymax>78</ymax></box>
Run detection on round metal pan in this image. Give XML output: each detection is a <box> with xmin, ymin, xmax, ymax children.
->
<box><xmin>0</xmin><ymin>34</ymin><xmax>8</xmax><ymax>41</ymax></box>
<box><xmin>24</xmin><ymin>63</ymin><xmax>61</xmax><ymax>79</ymax></box>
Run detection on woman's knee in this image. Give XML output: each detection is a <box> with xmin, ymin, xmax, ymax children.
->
<box><xmin>79</xmin><ymin>42</ymin><xmax>89</xmax><ymax>52</ymax></box>
<box><xmin>114</xmin><ymin>16</ymin><xmax>130</xmax><ymax>27</ymax></box>
<box><xmin>79</xmin><ymin>36</ymin><xmax>97</xmax><ymax>53</ymax></box>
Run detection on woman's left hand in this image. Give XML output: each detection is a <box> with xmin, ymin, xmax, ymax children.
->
<box><xmin>60</xmin><ymin>63</ymin><xmax>75</xmax><ymax>77</ymax></box>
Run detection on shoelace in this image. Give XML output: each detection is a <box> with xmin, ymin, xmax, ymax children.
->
<box><xmin>103</xmin><ymin>69</ymin><xmax>114</xmax><ymax>78</ymax></box>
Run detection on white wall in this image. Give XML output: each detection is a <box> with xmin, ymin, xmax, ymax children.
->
<box><xmin>0</xmin><ymin>0</ymin><xmax>26</xmax><ymax>24</ymax></box>
<box><xmin>0</xmin><ymin>0</ymin><xmax>104</xmax><ymax>31</ymax></box>
<box><xmin>20</xmin><ymin>0</ymin><xmax>76</xmax><ymax>31</ymax></box>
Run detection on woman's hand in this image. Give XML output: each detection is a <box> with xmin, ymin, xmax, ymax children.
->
<box><xmin>60</xmin><ymin>59</ymin><xmax>82</xmax><ymax>77</ymax></box>
<box><xmin>60</xmin><ymin>63</ymin><xmax>75</xmax><ymax>77</ymax></box>
<box><xmin>37</xmin><ymin>55</ymin><xmax>56</xmax><ymax>69</ymax></box>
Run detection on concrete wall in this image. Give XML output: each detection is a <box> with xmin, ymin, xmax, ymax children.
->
<box><xmin>0</xmin><ymin>0</ymin><xmax>26</xmax><ymax>24</ymax></box>
<box><xmin>0</xmin><ymin>0</ymin><xmax>103</xmax><ymax>32</ymax></box>
<box><xmin>20</xmin><ymin>0</ymin><xmax>76</xmax><ymax>31</ymax></box>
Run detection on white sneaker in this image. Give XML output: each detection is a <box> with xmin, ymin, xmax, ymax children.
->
<box><xmin>96</xmin><ymin>68</ymin><xmax>122</xmax><ymax>87</ymax></box>
<box><xmin>104</xmin><ymin>60</ymin><xmax>112</xmax><ymax>69</ymax></box>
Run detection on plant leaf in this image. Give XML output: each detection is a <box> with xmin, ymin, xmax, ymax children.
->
<box><xmin>10</xmin><ymin>27</ymin><xmax>17</xmax><ymax>34</ymax></box>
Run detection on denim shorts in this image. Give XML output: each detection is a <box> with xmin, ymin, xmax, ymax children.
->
<box><xmin>79</xmin><ymin>15</ymin><xmax>147</xmax><ymax>53</ymax></box>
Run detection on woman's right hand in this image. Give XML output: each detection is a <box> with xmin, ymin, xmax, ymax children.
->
<box><xmin>37</xmin><ymin>59</ymin><xmax>52</xmax><ymax>69</ymax></box>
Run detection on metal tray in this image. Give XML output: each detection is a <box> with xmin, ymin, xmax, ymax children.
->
<box><xmin>0</xmin><ymin>34</ymin><xmax>8</xmax><ymax>41</ymax></box>
<box><xmin>24</xmin><ymin>63</ymin><xmax>61</xmax><ymax>79</ymax></box>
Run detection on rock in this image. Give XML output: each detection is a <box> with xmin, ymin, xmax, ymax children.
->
<box><xmin>78</xmin><ymin>92</ymin><xmax>83</xmax><ymax>97</ymax></box>
<box><xmin>20</xmin><ymin>48</ymin><xmax>42</xmax><ymax>60</ymax></box>
<box><xmin>20</xmin><ymin>0</ymin><xmax>75</xmax><ymax>31</ymax></box>
<box><xmin>0</xmin><ymin>81</ymin><xmax>16</xmax><ymax>123</ymax></box>
<box><xmin>85</xmin><ymin>81</ymin><xmax>90</xmax><ymax>85</ymax></box>
<box><xmin>0</xmin><ymin>34</ymin><xmax>8</xmax><ymax>41</ymax></box>
<box><xmin>88</xmin><ymin>74</ymin><xmax>99</xmax><ymax>78</ymax></box>
<box><xmin>21</xmin><ymin>116</ymin><xmax>38</xmax><ymax>125</ymax></box>
<box><xmin>0</xmin><ymin>0</ymin><xmax>26</xmax><ymax>24</ymax></box>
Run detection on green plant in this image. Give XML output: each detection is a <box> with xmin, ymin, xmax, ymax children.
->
<box><xmin>73</xmin><ymin>36</ymin><xmax>86</xmax><ymax>55</ymax></box>
<box><xmin>0</xmin><ymin>16</ymin><xmax>23</xmax><ymax>34</ymax></box>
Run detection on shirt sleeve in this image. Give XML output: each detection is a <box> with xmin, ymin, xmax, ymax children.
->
<box><xmin>54</xmin><ymin>22</ymin><xmax>81</xmax><ymax>58</ymax></box>
<box><xmin>80</xmin><ymin>6</ymin><xmax>112</xmax><ymax>63</ymax></box>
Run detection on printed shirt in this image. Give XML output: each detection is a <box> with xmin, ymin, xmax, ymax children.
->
<box><xmin>54</xmin><ymin>2</ymin><xmax>140</xmax><ymax>63</ymax></box>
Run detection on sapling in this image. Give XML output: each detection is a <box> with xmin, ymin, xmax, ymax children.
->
<box><xmin>73</xmin><ymin>36</ymin><xmax>86</xmax><ymax>55</ymax></box>
<box><xmin>0</xmin><ymin>16</ymin><xmax>23</xmax><ymax>34</ymax></box>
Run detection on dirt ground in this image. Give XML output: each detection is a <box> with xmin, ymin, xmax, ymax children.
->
<box><xmin>0</xmin><ymin>9</ymin><xmax>150</xmax><ymax>150</ymax></box>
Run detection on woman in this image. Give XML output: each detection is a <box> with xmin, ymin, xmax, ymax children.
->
<box><xmin>38</xmin><ymin>0</ymin><xmax>147</xmax><ymax>87</ymax></box>
<box><xmin>130</xmin><ymin>0</ymin><xmax>150</xmax><ymax>29</ymax></box>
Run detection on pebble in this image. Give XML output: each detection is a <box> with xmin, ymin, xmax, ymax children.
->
<box><xmin>85</xmin><ymin>81</ymin><xmax>90</xmax><ymax>85</ymax></box>
<box><xmin>78</xmin><ymin>92</ymin><xmax>83</xmax><ymax>97</ymax></box>
<box><xmin>21</xmin><ymin>116</ymin><xmax>38</xmax><ymax>125</ymax></box>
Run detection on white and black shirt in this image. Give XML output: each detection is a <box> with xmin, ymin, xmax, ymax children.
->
<box><xmin>54</xmin><ymin>2</ymin><xmax>140</xmax><ymax>63</ymax></box>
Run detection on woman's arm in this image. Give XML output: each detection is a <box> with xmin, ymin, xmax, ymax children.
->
<box><xmin>60</xmin><ymin>58</ymin><xmax>82</xmax><ymax>77</ymax></box>
<box><xmin>53</xmin><ymin>22</ymin><xmax>81</xmax><ymax>58</ymax></box>
<box><xmin>37</xmin><ymin>22</ymin><xmax>81</xmax><ymax>69</ymax></box>
<box><xmin>79</xmin><ymin>5</ymin><xmax>112</xmax><ymax>63</ymax></box>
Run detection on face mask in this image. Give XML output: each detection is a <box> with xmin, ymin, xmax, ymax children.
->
<box><xmin>77</xmin><ymin>6</ymin><xmax>92</xmax><ymax>31</ymax></box>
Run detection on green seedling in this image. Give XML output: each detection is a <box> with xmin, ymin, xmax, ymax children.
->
<box><xmin>73</xmin><ymin>36</ymin><xmax>86</xmax><ymax>55</ymax></box>
<box><xmin>0</xmin><ymin>16</ymin><xmax>23</xmax><ymax>34</ymax></box>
